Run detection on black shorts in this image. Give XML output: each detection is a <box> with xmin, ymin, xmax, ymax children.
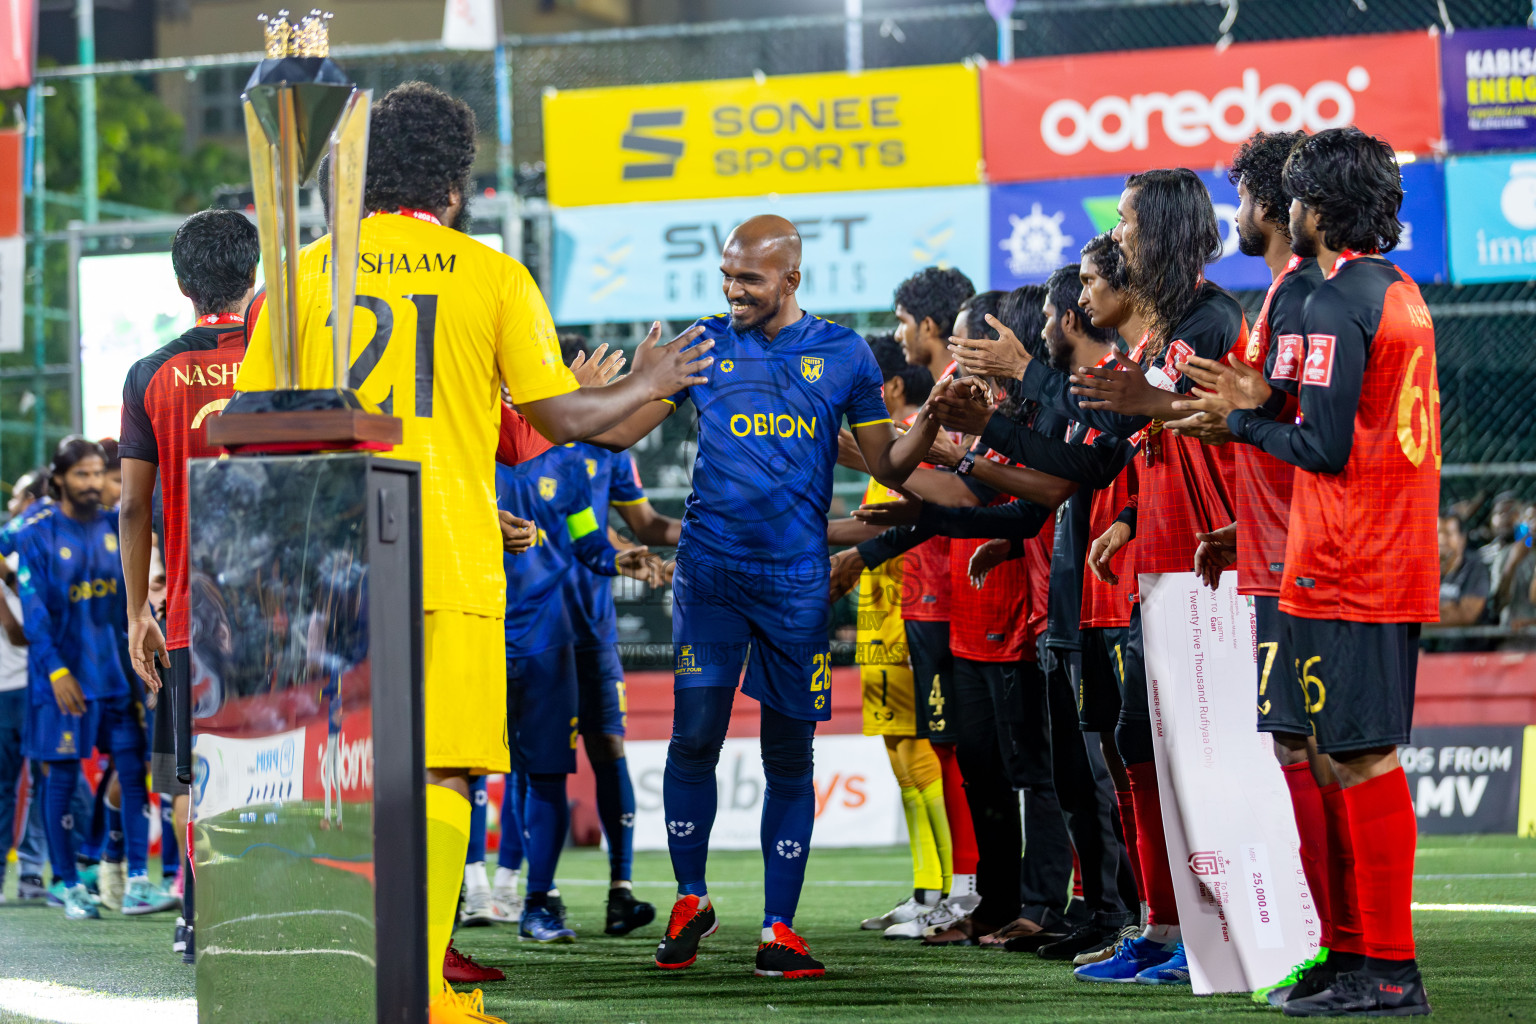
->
<box><xmin>151</xmin><ymin>648</ymin><xmax>190</xmax><ymax>796</ymax></box>
<box><xmin>905</xmin><ymin>619</ymin><xmax>951</xmax><ymax>742</ymax></box>
<box><xmin>1103</xmin><ymin>612</ymin><xmax>1148</xmax><ymax>724</ymax></box>
<box><xmin>1281</xmin><ymin>613</ymin><xmax>1421</xmax><ymax>755</ymax></box>
<box><xmin>1076</xmin><ymin>628</ymin><xmax>1123</xmax><ymax>734</ymax></box>
<box><xmin>1254</xmin><ymin>596</ymin><xmax>1309</xmax><ymax>737</ymax></box>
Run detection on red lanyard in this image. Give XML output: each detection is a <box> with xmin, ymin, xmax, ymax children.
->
<box><xmin>196</xmin><ymin>313</ymin><xmax>245</xmax><ymax>327</ymax></box>
<box><xmin>1330</xmin><ymin>249</ymin><xmax>1378</xmax><ymax>277</ymax></box>
<box><xmin>394</xmin><ymin>207</ymin><xmax>442</xmax><ymax>226</ymax></box>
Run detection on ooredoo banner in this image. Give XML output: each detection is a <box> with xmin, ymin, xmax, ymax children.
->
<box><xmin>543</xmin><ymin>64</ymin><xmax>981</xmax><ymax>207</ymax></box>
<box><xmin>1140</xmin><ymin>572</ymin><xmax>1319</xmax><ymax>995</ymax></box>
<box><xmin>1441</xmin><ymin>27</ymin><xmax>1536</xmax><ymax>153</ymax></box>
<box><xmin>980</xmin><ymin>32</ymin><xmax>1442</xmax><ymax>183</ymax></box>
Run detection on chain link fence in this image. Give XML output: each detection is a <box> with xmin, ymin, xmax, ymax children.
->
<box><xmin>10</xmin><ymin>0</ymin><xmax>1536</xmax><ymax>651</ymax></box>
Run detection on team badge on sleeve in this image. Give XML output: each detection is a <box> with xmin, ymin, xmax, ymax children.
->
<box><xmin>1302</xmin><ymin>334</ymin><xmax>1336</xmax><ymax>387</ymax></box>
<box><xmin>1272</xmin><ymin>334</ymin><xmax>1305</xmax><ymax>381</ymax></box>
<box><xmin>800</xmin><ymin>356</ymin><xmax>824</xmax><ymax>383</ymax></box>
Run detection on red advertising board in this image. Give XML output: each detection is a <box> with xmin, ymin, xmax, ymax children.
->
<box><xmin>980</xmin><ymin>31</ymin><xmax>1442</xmax><ymax>183</ymax></box>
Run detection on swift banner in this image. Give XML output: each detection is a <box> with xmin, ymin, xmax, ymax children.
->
<box><xmin>1441</xmin><ymin>27</ymin><xmax>1536</xmax><ymax>153</ymax></box>
<box><xmin>980</xmin><ymin>32</ymin><xmax>1441</xmax><ymax>183</ymax></box>
<box><xmin>623</xmin><ymin>734</ymin><xmax>903</xmax><ymax>851</ymax></box>
<box><xmin>990</xmin><ymin>161</ymin><xmax>1446</xmax><ymax>291</ymax></box>
<box><xmin>1446</xmin><ymin>151</ymin><xmax>1536</xmax><ymax>284</ymax></box>
<box><xmin>1140</xmin><ymin>572</ymin><xmax>1318</xmax><ymax>995</ymax></box>
<box><xmin>548</xmin><ymin>185</ymin><xmax>989</xmax><ymax>323</ymax></box>
<box><xmin>542</xmin><ymin>64</ymin><xmax>981</xmax><ymax>207</ymax></box>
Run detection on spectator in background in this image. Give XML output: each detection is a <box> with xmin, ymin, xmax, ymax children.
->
<box><xmin>1439</xmin><ymin>513</ymin><xmax>1489</xmax><ymax>627</ymax></box>
<box><xmin>1479</xmin><ymin>491</ymin><xmax>1522</xmax><ymax>616</ymax></box>
<box><xmin>1500</xmin><ymin>502</ymin><xmax>1536</xmax><ymax>639</ymax></box>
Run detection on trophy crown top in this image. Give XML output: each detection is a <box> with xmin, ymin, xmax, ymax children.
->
<box><xmin>294</xmin><ymin>9</ymin><xmax>334</xmax><ymax>58</ymax></box>
<box><xmin>258</xmin><ymin>10</ymin><xmax>295</xmax><ymax>59</ymax></box>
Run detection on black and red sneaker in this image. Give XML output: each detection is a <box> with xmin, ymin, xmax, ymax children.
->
<box><xmin>654</xmin><ymin>895</ymin><xmax>717</xmax><ymax>970</ymax></box>
<box><xmin>754</xmin><ymin>923</ymin><xmax>825</xmax><ymax>979</ymax></box>
<box><xmin>443</xmin><ymin>944</ymin><xmax>505</xmax><ymax>983</ymax></box>
<box><xmin>1283</xmin><ymin>965</ymin><xmax>1432</xmax><ymax>1018</ymax></box>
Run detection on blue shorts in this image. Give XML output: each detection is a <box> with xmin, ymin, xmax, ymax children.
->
<box><xmin>25</xmin><ymin>693</ymin><xmax>143</xmax><ymax>763</ymax></box>
<box><xmin>672</xmin><ymin>559</ymin><xmax>831</xmax><ymax>722</ymax></box>
<box><xmin>507</xmin><ymin>645</ymin><xmax>578</xmax><ymax>775</ymax></box>
<box><xmin>575</xmin><ymin>644</ymin><xmax>626</xmax><ymax>737</ymax></box>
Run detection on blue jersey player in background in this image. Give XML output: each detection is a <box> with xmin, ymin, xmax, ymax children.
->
<box><xmin>15</xmin><ymin>438</ymin><xmax>155</xmax><ymax>920</ymax></box>
<box><xmin>494</xmin><ymin>449</ymin><xmax>662</xmax><ymax>944</ymax></box>
<box><xmin>593</xmin><ymin>215</ymin><xmax>938</xmax><ymax>978</ymax></box>
<box><xmin>559</xmin><ymin>332</ymin><xmax>684</xmax><ymax>938</ymax></box>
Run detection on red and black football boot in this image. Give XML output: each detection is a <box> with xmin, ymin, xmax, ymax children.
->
<box><xmin>654</xmin><ymin>895</ymin><xmax>717</xmax><ymax>970</ymax></box>
<box><xmin>754</xmin><ymin>923</ymin><xmax>825</xmax><ymax>979</ymax></box>
<box><xmin>443</xmin><ymin>944</ymin><xmax>505</xmax><ymax>984</ymax></box>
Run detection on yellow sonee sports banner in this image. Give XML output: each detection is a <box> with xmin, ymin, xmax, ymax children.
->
<box><xmin>542</xmin><ymin>63</ymin><xmax>981</xmax><ymax>207</ymax></box>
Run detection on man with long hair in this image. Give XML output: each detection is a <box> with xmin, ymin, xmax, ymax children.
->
<box><xmin>237</xmin><ymin>82</ymin><xmax>711</xmax><ymax>1022</ymax></box>
<box><xmin>950</xmin><ymin>169</ymin><xmax>1245</xmax><ymax>985</ymax></box>
<box><xmin>1176</xmin><ymin>127</ymin><xmax>1438</xmax><ymax>1018</ymax></box>
<box><xmin>1167</xmin><ymin>132</ymin><xmax>1346</xmax><ymax>1008</ymax></box>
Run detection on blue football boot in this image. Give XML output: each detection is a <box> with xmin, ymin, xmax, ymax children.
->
<box><xmin>520</xmin><ymin>903</ymin><xmax>576</xmax><ymax>943</ymax></box>
<box><xmin>1073</xmin><ymin>934</ymin><xmax>1177</xmax><ymax>983</ymax></box>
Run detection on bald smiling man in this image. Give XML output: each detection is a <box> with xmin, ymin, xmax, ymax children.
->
<box><xmin>594</xmin><ymin>215</ymin><xmax>937</xmax><ymax>978</ymax></box>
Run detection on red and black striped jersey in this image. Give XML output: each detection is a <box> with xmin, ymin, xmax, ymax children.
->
<box><xmin>120</xmin><ymin>323</ymin><xmax>247</xmax><ymax>650</ymax></box>
<box><xmin>1231</xmin><ymin>254</ymin><xmax>1440</xmax><ymax>623</ymax></box>
<box><xmin>1233</xmin><ymin>256</ymin><xmax>1323</xmax><ymax>596</ymax></box>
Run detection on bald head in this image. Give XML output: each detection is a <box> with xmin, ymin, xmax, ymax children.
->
<box><xmin>724</xmin><ymin>214</ymin><xmax>802</xmax><ymax>271</ymax></box>
<box><xmin>720</xmin><ymin>213</ymin><xmax>804</xmax><ymax>337</ymax></box>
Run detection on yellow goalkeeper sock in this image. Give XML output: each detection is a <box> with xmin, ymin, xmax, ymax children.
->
<box><xmin>425</xmin><ymin>782</ymin><xmax>471</xmax><ymax>996</ymax></box>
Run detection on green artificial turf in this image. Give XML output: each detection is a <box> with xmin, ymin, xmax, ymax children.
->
<box><xmin>1</xmin><ymin>837</ymin><xmax>1533</xmax><ymax>1023</ymax></box>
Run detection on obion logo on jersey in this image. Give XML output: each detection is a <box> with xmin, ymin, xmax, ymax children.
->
<box><xmin>980</xmin><ymin>31</ymin><xmax>1441</xmax><ymax>181</ymax></box>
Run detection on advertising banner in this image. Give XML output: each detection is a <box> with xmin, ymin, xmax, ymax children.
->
<box><xmin>1446</xmin><ymin>151</ymin><xmax>1536</xmax><ymax>283</ymax></box>
<box><xmin>980</xmin><ymin>32</ymin><xmax>1441</xmax><ymax>183</ymax></box>
<box><xmin>1399</xmin><ymin>724</ymin><xmax>1527</xmax><ymax>834</ymax></box>
<box><xmin>191</xmin><ymin>727</ymin><xmax>308</xmax><ymax>820</ymax></box>
<box><xmin>543</xmin><ymin>64</ymin><xmax>981</xmax><ymax>207</ymax></box>
<box><xmin>1441</xmin><ymin>27</ymin><xmax>1536</xmax><ymax>153</ymax></box>
<box><xmin>623</xmin><ymin>734</ymin><xmax>903</xmax><ymax>852</ymax></box>
<box><xmin>549</xmin><ymin>185</ymin><xmax>989</xmax><ymax>323</ymax></box>
<box><xmin>1140</xmin><ymin>572</ymin><xmax>1319</xmax><ymax>995</ymax></box>
<box><xmin>990</xmin><ymin>161</ymin><xmax>1446</xmax><ymax>292</ymax></box>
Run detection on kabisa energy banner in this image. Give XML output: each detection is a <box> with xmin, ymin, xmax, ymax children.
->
<box><xmin>1441</xmin><ymin>27</ymin><xmax>1536</xmax><ymax>154</ymax></box>
<box><xmin>543</xmin><ymin>64</ymin><xmax>981</xmax><ymax>207</ymax></box>
<box><xmin>1139</xmin><ymin>572</ymin><xmax>1320</xmax><ymax>995</ymax></box>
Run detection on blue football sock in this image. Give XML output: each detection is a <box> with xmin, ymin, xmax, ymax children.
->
<box><xmin>523</xmin><ymin>773</ymin><xmax>569</xmax><ymax>895</ymax></box>
<box><xmin>592</xmin><ymin>754</ymin><xmax>635</xmax><ymax>883</ymax></box>
<box><xmin>466</xmin><ymin>775</ymin><xmax>488</xmax><ymax>864</ymax></box>
<box><xmin>760</xmin><ymin>704</ymin><xmax>816</xmax><ymax>926</ymax></box>
<box><xmin>79</xmin><ymin>769</ymin><xmax>108</xmax><ymax>863</ymax></box>
<box><xmin>663</xmin><ymin>686</ymin><xmax>733</xmax><ymax>895</ymax></box>
<box><xmin>44</xmin><ymin>761</ymin><xmax>82</xmax><ymax>885</ymax></box>
<box><xmin>499</xmin><ymin>771</ymin><xmax>525</xmax><ymax>871</ymax></box>
<box><xmin>159</xmin><ymin>800</ymin><xmax>180</xmax><ymax>878</ymax></box>
<box><xmin>104</xmin><ymin>800</ymin><xmax>124</xmax><ymax>862</ymax></box>
<box><xmin>116</xmin><ymin>757</ymin><xmax>149</xmax><ymax>878</ymax></box>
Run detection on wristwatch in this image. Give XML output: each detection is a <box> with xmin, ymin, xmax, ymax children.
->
<box><xmin>955</xmin><ymin>451</ymin><xmax>977</xmax><ymax>477</ymax></box>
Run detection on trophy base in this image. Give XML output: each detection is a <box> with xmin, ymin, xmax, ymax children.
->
<box><xmin>208</xmin><ymin>389</ymin><xmax>403</xmax><ymax>453</ymax></box>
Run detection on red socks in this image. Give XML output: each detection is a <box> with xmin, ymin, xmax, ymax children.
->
<box><xmin>1124</xmin><ymin>760</ymin><xmax>1178</xmax><ymax>926</ymax></box>
<box><xmin>933</xmin><ymin>742</ymin><xmax>978</xmax><ymax>876</ymax></box>
<box><xmin>1343</xmin><ymin>767</ymin><xmax>1418</xmax><ymax>961</ymax></box>
<box><xmin>1114</xmin><ymin>788</ymin><xmax>1143</xmax><ymax>900</ymax></box>
<box><xmin>1281</xmin><ymin>761</ymin><xmax>1334</xmax><ymax>949</ymax></box>
<box><xmin>1321</xmin><ymin>780</ymin><xmax>1366</xmax><ymax>955</ymax></box>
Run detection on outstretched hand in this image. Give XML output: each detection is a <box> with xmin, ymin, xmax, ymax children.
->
<box><xmin>1070</xmin><ymin>351</ymin><xmax>1157</xmax><ymax>415</ymax></box>
<box><xmin>947</xmin><ymin>314</ymin><xmax>1032</xmax><ymax>380</ymax></box>
<box><xmin>631</xmin><ymin>321</ymin><xmax>714</xmax><ymax>401</ymax></box>
<box><xmin>570</xmin><ymin>342</ymin><xmax>627</xmax><ymax>387</ymax></box>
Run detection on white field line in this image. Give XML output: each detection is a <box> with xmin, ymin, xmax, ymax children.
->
<box><xmin>0</xmin><ymin>979</ymin><xmax>196</xmax><ymax>1024</ymax></box>
<box><xmin>1411</xmin><ymin>902</ymin><xmax>1536</xmax><ymax>913</ymax></box>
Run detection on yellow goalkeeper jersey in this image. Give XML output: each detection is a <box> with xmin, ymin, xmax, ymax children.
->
<box><xmin>855</xmin><ymin>475</ymin><xmax>908</xmax><ymax>670</ymax></box>
<box><xmin>237</xmin><ymin>211</ymin><xmax>578</xmax><ymax>617</ymax></box>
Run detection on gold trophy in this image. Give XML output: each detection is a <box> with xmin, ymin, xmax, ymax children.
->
<box><xmin>208</xmin><ymin>10</ymin><xmax>401</xmax><ymax>450</ymax></box>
